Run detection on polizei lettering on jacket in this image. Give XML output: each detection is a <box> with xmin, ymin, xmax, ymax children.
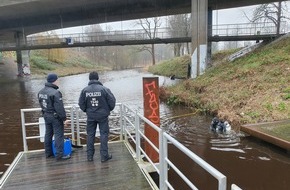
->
<box><xmin>86</xmin><ymin>92</ymin><xmax>101</xmax><ymax>97</ymax></box>
<box><xmin>38</xmin><ymin>94</ymin><xmax>48</xmax><ymax>99</ymax></box>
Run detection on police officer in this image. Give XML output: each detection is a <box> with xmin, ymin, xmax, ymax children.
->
<box><xmin>78</xmin><ymin>71</ymin><xmax>116</xmax><ymax>162</ymax></box>
<box><xmin>38</xmin><ymin>73</ymin><xmax>70</xmax><ymax>161</ymax></box>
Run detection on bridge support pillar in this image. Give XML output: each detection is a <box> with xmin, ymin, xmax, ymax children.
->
<box><xmin>191</xmin><ymin>0</ymin><xmax>208</xmax><ymax>78</ymax></box>
<box><xmin>207</xmin><ymin>7</ymin><xmax>213</xmax><ymax>67</ymax></box>
<box><xmin>15</xmin><ymin>32</ymin><xmax>30</xmax><ymax>76</ymax></box>
<box><xmin>0</xmin><ymin>52</ymin><xmax>2</xmax><ymax>63</ymax></box>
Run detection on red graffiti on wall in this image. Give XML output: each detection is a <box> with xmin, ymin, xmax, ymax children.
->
<box><xmin>144</xmin><ymin>81</ymin><xmax>160</xmax><ymax>124</ymax></box>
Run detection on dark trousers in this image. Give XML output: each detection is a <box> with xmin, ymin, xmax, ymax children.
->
<box><xmin>44</xmin><ymin>114</ymin><xmax>64</xmax><ymax>159</ymax></box>
<box><xmin>86</xmin><ymin>117</ymin><xmax>109</xmax><ymax>159</ymax></box>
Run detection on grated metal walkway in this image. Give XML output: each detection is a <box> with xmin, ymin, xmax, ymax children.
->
<box><xmin>1</xmin><ymin>142</ymin><xmax>153</xmax><ymax>190</ymax></box>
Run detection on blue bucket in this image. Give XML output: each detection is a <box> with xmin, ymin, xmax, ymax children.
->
<box><xmin>52</xmin><ymin>138</ymin><xmax>72</xmax><ymax>156</ymax></box>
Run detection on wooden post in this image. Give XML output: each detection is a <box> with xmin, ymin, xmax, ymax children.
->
<box><xmin>143</xmin><ymin>77</ymin><xmax>160</xmax><ymax>163</ymax></box>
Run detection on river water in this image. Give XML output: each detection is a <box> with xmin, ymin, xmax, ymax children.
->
<box><xmin>0</xmin><ymin>62</ymin><xmax>290</xmax><ymax>189</ymax></box>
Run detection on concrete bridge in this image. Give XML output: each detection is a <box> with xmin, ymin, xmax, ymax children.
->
<box><xmin>0</xmin><ymin>0</ymin><xmax>283</xmax><ymax>41</ymax></box>
<box><xmin>0</xmin><ymin>0</ymin><xmax>287</xmax><ymax>77</ymax></box>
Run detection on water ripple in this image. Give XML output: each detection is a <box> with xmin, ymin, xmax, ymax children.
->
<box><xmin>211</xmin><ymin>147</ymin><xmax>246</xmax><ymax>153</ymax></box>
<box><xmin>211</xmin><ymin>142</ymin><xmax>241</xmax><ymax>147</ymax></box>
<box><xmin>258</xmin><ymin>156</ymin><xmax>271</xmax><ymax>161</ymax></box>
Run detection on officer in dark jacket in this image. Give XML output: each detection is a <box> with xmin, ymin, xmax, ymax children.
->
<box><xmin>78</xmin><ymin>71</ymin><xmax>116</xmax><ymax>162</ymax></box>
<box><xmin>38</xmin><ymin>73</ymin><xmax>70</xmax><ymax>161</ymax></box>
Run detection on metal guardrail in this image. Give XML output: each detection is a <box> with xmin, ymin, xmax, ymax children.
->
<box><xmin>227</xmin><ymin>42</ymin><xmax>263</xmax><ymax>61</ymax></box>
<box><xmin>0</xmin><ymin>22</ymin><xmax>286</xmax><ymax>50</ymax></box>
<box><xmin>20</xmin><ymin>106</ymin><xmax>84</xmax><ymax>152</ymax></box>
<box><xmin>212</xmin><ymin>21</ymin><xmax>288</xmax><ymax>36</ymax></box>
<box><xmin>19</xmin><ymin>103</ymin><xmax>241</xmax><ymax>189</ymax></box>
<box><xmin>20</xmin><ymin>104</ymin><xmax>123</xmax><ymax>151</ymax></box>
<box><xmin>0</xmin><ymin>152</ymin><xmax>23</xmax><ymax>189</ymax></box>
<box><xmin>120</xmin><ymin>103</ymin><xmax>242</xmax><ymax>190</ymax></box>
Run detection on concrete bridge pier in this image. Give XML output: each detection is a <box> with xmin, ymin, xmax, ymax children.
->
<box><xmin>207</xmin><ymin>7</ymin><xmax>213</xmax><ymax>66</ymax></box>
<box><xmin>15</xmin><ymin>32</ymin><xmax>30</xmax><ymax>76</ymax></box>
<box><xmin>191</xmin><ymin>0</ymin><xmax>208</xmax><ymax>78</ymax></box>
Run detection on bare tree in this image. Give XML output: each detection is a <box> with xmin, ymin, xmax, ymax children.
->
<box><xmin>246</xmin><ymin>2</ymin><xmax>289</xmax><ymax>34</ymax></box>
<box><xmin>84</xmin><ymin>24</ymin><xmax>154</xmax><ymax>70</ymax></box>
<box><xmin>34</xmin><ymin>31</ymin><xmax>66</xmax><ymax>63</ymax></box>
<box><xmin>167</xmin><ymin>14</ymin><xmax>191</xmax><ymax>56</ymax></box>
<box><xmin>136</xmin><ymin>17</ymin><xmax>162</xmax><ymax>65</ymax></box>
<box><xmin>84</xmin><ymin>24</ymin><xmax>103</xmax><ymax>64</ymax></box>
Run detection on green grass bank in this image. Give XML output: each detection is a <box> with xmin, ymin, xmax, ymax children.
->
<box><xmin>29</xmin><ymin>49</ymin><xmax>109</xmax><ymax>78</ymax></box>
<box><xmin>149</xmin><ymin>37</ymin><xmax>290</xmax><ymax>130</ymax></box>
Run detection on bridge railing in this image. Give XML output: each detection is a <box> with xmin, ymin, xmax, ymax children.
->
<box><xmin>23</xmin><ymin>22</ymin><xmax>288</xmax><ymax>47</ymax></box>
<box><xmin>0</xmin><ymin>22</ymin><xmax>288</xmax><ymax>50</ymax></box>
<box><xmin>212</xmin><ymin>21</ymin><xmax>288</xmax><ymax>36</ymax></box>
<box><xmin>26</xmin><ymin>28</ymin><xmax>174</xmax><ymax>46</ymax></box>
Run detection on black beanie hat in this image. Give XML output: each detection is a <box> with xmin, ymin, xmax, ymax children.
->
<box><xmin>89</xmin><ymin>72</ymin><xmax>99</xmax><ymax>80</ymax></box>
<box><xmin>47</xmin><ymin>73</ymin><xmax>58</xmax><ymax>83</ymax></box>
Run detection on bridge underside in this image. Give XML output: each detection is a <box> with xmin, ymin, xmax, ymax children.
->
<box><xmin>0</xmin><ymin>0</ymin><xmax>284</xmax><ymax>41</ymax></box>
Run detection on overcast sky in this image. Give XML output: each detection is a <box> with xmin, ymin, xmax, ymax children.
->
<box><xmin>213</xmin><ymin>5</ymin><xmax>257</xmax><ymax>24</ymax></box>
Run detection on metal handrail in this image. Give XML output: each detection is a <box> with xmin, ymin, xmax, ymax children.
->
<box><xmin>20</xmin><ymin>104</ymin><xmax>123</xmax><ymax>151</ymax></box>
<box><xmin>20</xmin><ymin>105</ymin><xmax>84</xmax><ymax>151</ymax></box>
<box><xmin>120</xmin><ymin>103</ymin><xmax>241</xmax><ymax>190</ymax></box>
<box><xmin>0</xmin><ymin>22</ymin><xmax>288</xmax><ymax>50</ymax></box>
<box><xmin>20</xmin><ymin>103</ymin><xmax>241</xmax><ymax>190</ymax></box>
<box><xmin>22</xmin><ymin>22</ymin><xmax>288</xmax><ymax>46</ymax></box>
